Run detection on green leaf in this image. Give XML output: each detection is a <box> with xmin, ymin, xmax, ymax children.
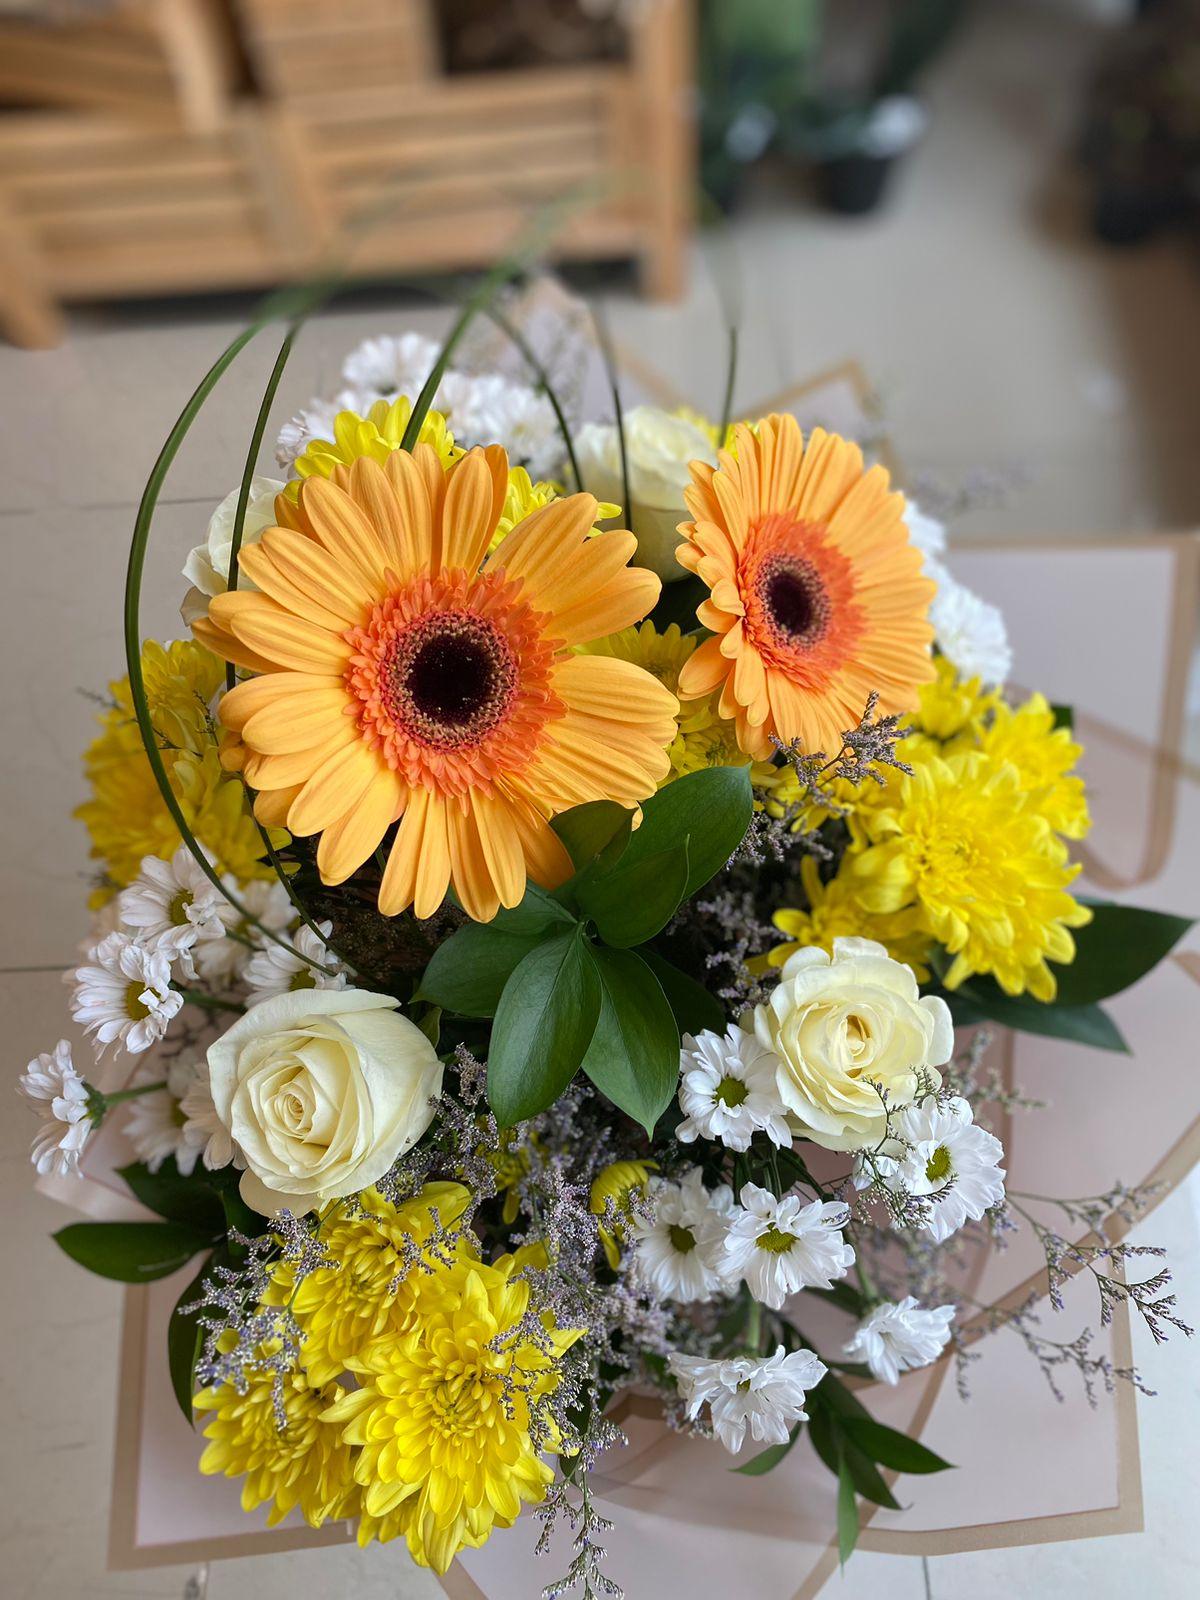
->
<box><xmin>415</xmin><ymin>1004</ymin><xmax>442</xmax><ymax>1048</ymax></box>
<box><xmin>54</xmin><ymin>1221</ymin><xmax>213</xmax><ymax>1283</ymax></box>
<box><xmin>490</xmin><ymin>882</ymin><xmax>577</xmax><ymax>937</ymax></box>
<box><xmin>577</xmin><ymin>840</ymin><xmax>691</xmax><ymax>949</ymax></box>
<box><xmin>807</xmin><ymin>1405</ymin><xmax>841</xmax><ymax>1477</ymax></box>
<box><xmin>487</xmin><ymin>926</ymin><xmax>601</xmax><ymax>1125</ymax></box>
<box><xmin>117</xmin><ymin>1159</ymin><xmax>224</xmax><ymax>1231</ymax></box>
<box><xmin>841</xmin><ymin>1436</ymin><xmax>901</xmax><ymax>1509</ymax></box>
<box><xmin>551</xmin><ymin>801</ymin><xmax>633</xmax><ymax>872</ymax></box>
<box><xmin>419</xmin><ymin>922</ymin><xmax>547</xmax><ymax>1017</ymax></box>
<box><xmin>813</xmin><ymin>1372</ymin><xmax>872</xmax><ymax>1423</ymax></box>
<box><xmin>640</xmin><ymin>950</ymin><xmax>726</xmax><ymax>1037</ymax></box>
<box><xmin>837</xmin><ymin>1455</ymin><xmax>859</xmax><ymax>1566</ymax></box>
<box><xmin>620</xmin><ymin>767</ymin><xmax>753</xmax><ymax>900</ymax></box>
<box><xmin>205</xmin><ymin>1164</ymin><xmax>268</xmax><ymax>1238</ymax></box>
<box><xmin>733</xmin><ymin>1423</ymin><xmax>801</xmax><ymax>1476</ymax></box>
<box><xmin>944</xmin><ymin>986</ymin><xmax>1128</xmax><ymax>1053</ymax></box>
<box><xmin>1050</xmin><ymin>901</ymin><xmax>1194</xmax><ymax>1006</ymax></box>
<box><xmin>840</xmin><ymin>1416</ymin><xmax>954</xmax><ymax>1475</ymax></box>
<box><xmin>167</xmin><ymin>1254</ymin><xmax>212</xmax><ymax>1427</ymax></box>
<box><xmin>579</xmin><ymin>947</ymin><xmax>680</xmax><ymax>1133</ymax></box>
<box><xmin>1050</xmin><ymin>702</ymin><xmax>1074</xmax><ymax>731</ymax></box>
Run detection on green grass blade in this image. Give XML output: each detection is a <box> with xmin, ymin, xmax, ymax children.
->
<box><xmin>591</xmin><ymin>301</ymin><xmax>631</xmax><ymax>531</ymax></box>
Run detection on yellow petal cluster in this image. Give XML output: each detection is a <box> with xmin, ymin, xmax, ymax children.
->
<box><xmin>765</xmin><ymin>660</ymin><xmax>1093</xmax><ymax>1000</ymax></box>
<box><xmin>195</xmin><ymin>1186</ymin><xmax>581</xmax><ymax>1573</ymax></box>
<box><xmin>194</xmin><ymin>1335</ymin><xmax>358</xmax><ymax>1529</ymax></box>
<box><xmin>287</xmin><ymin>397</ymin><xmax>461</xmax><ymax>500</ymax></box>
<box><xmin>322</xmin><ymin>1247</ymin><xmax>582</xmax><ymax>1573</ymax></box>
<box><xmin>75</xmin><ymin>638</ymin><xmax>282</xmax><ymax>905</ymax></box>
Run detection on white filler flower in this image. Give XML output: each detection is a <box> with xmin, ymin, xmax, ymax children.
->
<box><xmin>341</xmin><ymin>331</ymin><xmax>441</xmax><ymax>398</ymax></box>
<box><xmin>124</xmin><ymin>1057</ymin><xmax>209</xmax><ymax>1177</ymax></box>
<box><xmin>18</xmin><ymin>1040</ymin><xmax>93</xmax><ymax>1177</ymax></box>
<box><xmin>179</xmin><ymin>1063</ymin><xmax>234</xmax><ymax>1171</ymax></box>
<box><xmin>274</xmin><ymin>388</ymin><xmax>371</xmax><ymax>470</ymax></box>
<box><xmin>901</xmin><ymin>498</ymin><xmax>947</xmax><ymax>560</ymax></box>
<box><xmin>927</xmin><ymin>560</ymin><xmax>1012</xmax><ymax>686</ymax></box>
<box><xmin>844</xmin><ymin>1296</ymin><xmax>955</xmax><ymax>1385</ymax></box>
<box><xmin>194</xmin><ymin>878</ymin><xmax>294</xmax><ymax>987</ymax></box>
<box><xmin>243</xmin><ymin>920</ymin><xmax>346</xmax><ymax>1005</ymax></box>
<box><xmin>676</xmin><ymin>1026</ymin><xmax>791</xmax><ymax>1153</ymax></box>
<box><xmin>118</xmin><ymin>846</ymin><xmax>233</xmax><ymax>975</ymax></box>
<box><xmin>69</xmin><ymin>933</ymin><xmax>183</xmax><ymax>1057</ymax></box>
<box><xmin>894</xmin><ymin>1096</ymin><xmax>1006</xmax><ymax>1243</ymax></box>
<box><xmin>670</xmin><ymin>1344</ymin><xmax>828</xmax><ymax>1453</ymax></box>
<box><xmin>724</xmin><ymin>1184</ymin><xmax>855</xmax><ymax>1309</ymax></box>
<box><xmin>630</xmin><ymin>1168</ymin><xmax>732</xmax><ymax>1303</ymax></box>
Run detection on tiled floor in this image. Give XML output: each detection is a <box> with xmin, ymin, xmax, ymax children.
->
<box><xmin>2</xmin><ymin>0</ymin><xmax>1198</xmax><ymax>1596</ymax></box>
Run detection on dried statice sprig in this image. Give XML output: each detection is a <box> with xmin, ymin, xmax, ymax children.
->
<box><xmin>537</xmin><ymin>1418</ymin><xmax>626</xmax><ymax>1600</ymax></box>
<box><xmin>954</xmin><ymin>1292</ymin><xmax>1152</xmax><ymax>1407</ymax></box>
<box><xmin>772</xmin><ymin>691</ymin><xmax>914</xmax><ymax>819</ymax></box>
<box><xmin>688</xmin><ymin>886</ymin><xmax>778</xmax><ymax>1009</ymax></box>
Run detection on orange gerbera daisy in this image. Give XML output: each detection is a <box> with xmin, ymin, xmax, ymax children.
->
<box><xmin>193</xmin><ymin>446</ymin><xmax>674</xmax><ymax>922</ymax></box>
<box><xmin>676</xmin><ymin>415</ymin><xmax>935</xmax><ymax>760</ymax></box>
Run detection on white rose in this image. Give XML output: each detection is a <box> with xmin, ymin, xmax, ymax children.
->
<box><xmin>180</xmin><ymin>475</ymin><xmax>285</xmax><ymax>625</ymax></box>
<box><xmin>206</xmin><ymin>988</ymin><xmax>442</xmax><ymax>1215</ymax></box>
<box><xmin>575</xmin><ymin>406</ymin><xmax>717</xmax><ymax>582</ymax></box>
<box><xmin>754</xmin><ymin>937</ymin><xmax>952</xmax><ymax>1152</ymax></box>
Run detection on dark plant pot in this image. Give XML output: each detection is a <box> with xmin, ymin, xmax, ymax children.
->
<box><xmin>817</xmin><ymin>153</ymin><xmax>896</xmax><ymax>215</ymax></box>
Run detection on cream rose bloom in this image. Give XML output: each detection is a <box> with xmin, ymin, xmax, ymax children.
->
<box><xmin>575</xmin><ymin>406</ymin><xmax>717</xmax><ymax>582</ymax></box>
<box><xmin>206</xmin><ymin>988</ymin><xmax>442</xmax><ymax>1215</ymax></box>
<box><xmin>180</xmin><ymin>475</ymin><xmax>285</xmax><ymax>625</ymax></box>
<box><xmin>754</xmin><ymin>938</ymin><xmax>952</xmax><ymax>1152</ymax></box>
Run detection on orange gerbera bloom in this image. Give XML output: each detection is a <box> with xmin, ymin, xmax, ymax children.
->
<box><xmin>676</xmin><ymin>415</ymin><xmax>935</xmax><ymax>759</ymax></box>
<box><xmin>194</xmin><ymin>446</ymin><xmax>674</xmax><ymax>922</ymax></box>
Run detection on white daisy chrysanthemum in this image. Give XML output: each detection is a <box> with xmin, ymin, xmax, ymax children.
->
<box><xmin>178</xmin><ymin>1063</ymin><xmax>235</xmax><ymax>1171</ymax></box>
<box><xmin>193</xmin><ymin>877</ymin><xmax>294</xmax><ymax>987</ymax></box>
<box><xmin>901</xmin><ymin>498</ymin><xmax>947</xmax><ymax>560</ymax></box>
<box><xmin>17</xmin><ymin>1040</ymin><xmax>93</xmax><ymax>1177</ymax></box>
<box><xmin>630</xmin><ymin>1168</ymin><xmax>733</xmax><ymax>1303</ymax></box>
<box><xmin>275</xmin><ymin>388</ymin><xmax>371</xmax><ymax>470</ymax></box>
<box><xmin>843</xmin><ymin>1296</ymin><xmax>955</xmax><ymax>1385</ymax></box>
<box><xmin>449</xmin><ymin>372</ymin><xmax>561</xmax><ymax>478</ymax></box>
<box><xmin>68</xmin><ymin>933</ymin><xmax>183</xmax><ymax>1057</ymax></box>
<box><xmin>894</xmin><ymin>1096</ymin><xmax>1006</xmax><ymax>1244</ymax></box>
<box><xmin>341</xmin><ymin>331</ymin><xmax>440</xmax><ymax>399</ymax></box>
<box><xmin>670</xmin><ymin>1344</ymin><xmax>828</xmax><ymax>1454</ymax></box>
<box><xmin>123</xmin><ymin>1058</ymin><xmax>209</xmax><ymax>1177</ymax></box>
<box><xmin>242</xmin><ymin>919</ymin><xmax>346</xmax><ymax>1004</ymax></box>
<box><xmin>676</xmin><ymin>1025</ymin><xmax>791</xmax><ymax>1153</ymax></box>
<box><xmin>180</xmin><ymin>475</ymin><xmax>286</xmax><ymax>626</ymax></box>
<box><xmin>927</xmin><ymin>560</ymin><xmax>1012</xmax><ymax>686</ymax></box>
<box><xmin>723</xmin><ymin>1184</ymin><xmax>855</xmax><ymax>1310</ymax></box>
<box><xmin>117</xmin><ymin>846</ymin><xmax>234</xmax><ymax>976</ymax></box>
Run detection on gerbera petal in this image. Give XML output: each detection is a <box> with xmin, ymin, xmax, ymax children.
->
<box><xmin>446</xmin><ymin>796</ymin><xmax>501</xmax><ymax>923</ymax></box>
<box><xmin>219</xmin><ymin>670</ymin><xmax>341</xmax><ymax>731</ymax></box>
<box><xmin>484</xmin><ymin>494</ymin><xmax>599</xmax><ymax>607</ymax></box>
<box><xmin>316</xmin><ymin>767</ymin><xmax>405</xmax><ymax>884</ymax></box>
<box><xmin>298</xmin><ymin>476</ymin><xmax>390</xmax><ymax>587</ymax></box>
<box><xmin>378</xmin><ymin>787</ymin><xmax>431</xmax><ymax>917</ymax></box>
<box><xmin>254</xmin><ymin>783</ymin><xmax>302</xmax><ymax>828</ymax></box>
<box><xmin>211</xmin><ymin>592</ymin><xmax>351</xmax><ymax>674</ymax></box>
<box><xmin>287</xmin><ymin>741</ymin><xmax>381</xmax><ymax>837</ymax></box>
<box><xmin>191</xmin><ymin>614</ymin><xmax>276</xmax><ymax>675</ymax></box>
<box><xmin>236</xmin><ymin>543</ymin><xmax>356</xmax><ymax>633</ymax></box>
<box><xmin>257</xmin><ymin>527</ymin><xmax>377</xmax><ymax>622</ymax></box>
<box><xmin>241</xmin><ymin>687</ymin><xmax>353</xmax><ymax>755</ymax></box>
<box><xmin>551</xmin><ymin>654</ymin><xmax>679</xmax><ymax>723</ymax></box>
<box><xmin>243</xmin><ymin>731</ymin><xmax>354</xmax><ymax>791</ymax></box>
<box><xmin>441</xmin><ymin>448</ymin><xmax>503</xmax><ymax>574</ymax></box>
<box><xmin>413</xmin><ymin>793</ymin><xmax>452</xmax><ymax>919</ymax></box>
<box><xmin>469</xmin><ymin>789</ymin><xmax>528</xmax><ymax>911</ymax></box>
<box><xmin>347</xmin><ymin>456</ymin><xmax>411</xmax><ymax>576</ymax></box>
<box><xmin>677</xmin><ymin>633</ymin><xmax>730</xmax><ymax>699</ymax></box>
<box><xmin>381</xmin><ymin>448</ymin><xmax>435</xmax><ymax>578</ymax></box>
<box><xmin>550</xmin><ymin>561</ymin><xmax>661</xmax><ymax>647</ymax></box>
<box><xmin>499</xmin><ymin>786</ymin><xmax>573</xmax><ymax>891</ymax></box>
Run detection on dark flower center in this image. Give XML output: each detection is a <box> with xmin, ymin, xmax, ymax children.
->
<box><xmin>383</xmin><ymin>612</ymin><xmax>517</xmax><ymax>750</ymax></box>
<box><xmin>760</xmin><ymin>555</ymin><xmax>830</xmax><ymax>646</ymax></box>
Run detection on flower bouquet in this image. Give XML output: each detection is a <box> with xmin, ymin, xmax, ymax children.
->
<box><xmin>24</xmin><ymin>296</ymin><xmax>1194</xmax><ymax>1595</ymax></box>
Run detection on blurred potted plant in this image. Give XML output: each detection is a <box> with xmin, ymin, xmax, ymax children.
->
<box><xmin>787</xmin><ymin>0</ymin><xmax>966</xmax><ymax>215</ymax></box>
<box><xmin>697</xmin><ymin>0</ymin><xmax>823</xmax><ymax>209</ymax></box>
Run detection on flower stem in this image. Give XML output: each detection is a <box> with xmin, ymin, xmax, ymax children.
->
<box><xmin>172</xmin><ymin>986</ymin><xmax>244</xmax><ymax>1014</ymax></box>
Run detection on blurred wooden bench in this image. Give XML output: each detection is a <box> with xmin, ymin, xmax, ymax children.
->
<box><xmin>0</xmin><ymin>0</ymin><xmax>692</xmax><ymax>348</ymax></box>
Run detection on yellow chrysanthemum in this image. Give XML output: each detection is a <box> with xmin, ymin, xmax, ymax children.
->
<box><xmin>674</xmin><ymin>404</ymin><xmax>737</xmax><ymax>452</ymax></box>
<box><xmin>849</xmin><ymin>750</ymin><xmax>1092</xmax><ymax>999</ymax></box>
<box><xmin>286</xmin><ymin>398</ymin><xmax>460</xmax><ymax>501</ymax></box>
<box><xmin>911</xmin><ymin>655</ymin><xmax>1001</xmax><ymax>747</ymax></box>
<box><xmin>490</xmin><ymin>466</ymin><xmax>618</xmax><ymax>555</ymax></box>
<box><xmin>979</xmin><ymin>692</ymin><xmax>1090</xmax><ymax>840</ymax></box>
<box><xmin>268</xmin><ymin>1183</ymin><xmax>472</xmax><ymax>1386</ymax></box>
<box><xmin>766</xmin><ymin>855</ymin><xmax>931</xmax><ymax>979</ymax></box>
<box><xmin>75</xmin><ymin>639</ymin><xmax>282</xmax><ymax>904</ymax></box>
<box><xmin>322</xmin><ymin>1251</ymin><xmax>583</xmax><ymax>1574</ymax></box>
<box><xmin>589</xmin><ymin>1158</ymin><xmax>657</xmax><ymax>1269</ymax></box>
<box><xmin>199</xmin><ymin>448</ymin><xmax>673</xmax><ymax>923</ymax></box>
<box><xmin>195</xmin><ymin>1336</ymin><xmax>357</xmax><ymax>1529</ymax></box>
